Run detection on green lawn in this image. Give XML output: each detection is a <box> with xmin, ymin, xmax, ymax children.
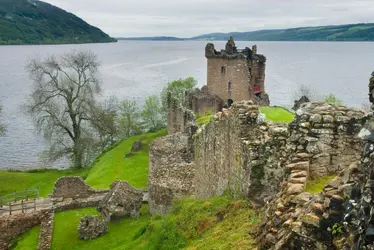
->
<box><xmin>0</xmin><ymin>129</ymin><xmax>167</xmax><ymax>197</ymax></box>
<box><xmin>50</xmin><ymin>206</ymin><xmax>151</xmax><ymax>250</ymax></box>
<box><xmin>305</xmin><ymin>175</ymin><xmax>336</xmax><ymax>194</ymax></box>
<box><xmin>260</xmin><ymin>107</ymin><xmax>295</xmax><ymax>123</ymax></box>
<box><xmin>85</xmin><ymin>129</ymin><xmax>167</xmax><ymax>189</ymax></box>
<box><xmin>0</xmin><ymin>168</ymin><xmax>88</xmax><ymax>197</ymax></box>
<box><xmin>12</xmin><ymin>225</ymin><xmax>40</xmax><ymax>250</ymax></box>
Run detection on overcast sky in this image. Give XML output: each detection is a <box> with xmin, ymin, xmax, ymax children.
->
<box><xmin>44</xmin><ymin>0</ymin><xmax>374</xmax><ymax>37</ymax></box>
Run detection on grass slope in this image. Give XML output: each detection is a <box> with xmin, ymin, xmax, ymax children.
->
<box><xmin>0</xmin><ymin>168</ymin><xmax>88</xmax><ymax>197</ymax></box>
<box><xmin>85</xmin><ymin>129</ymin><xmax>167</xmax><ymax>189</ymax></box>
<box><xmin>12</xmin><ymin>225</ymin><xmax>40</xmax><ymax>250</ymax></box>
<box><xmin>260</xmin><ymin>107</ymin><xmax>295</xmax><ymax>123</ymax></box>
<box><xmin>137</xmin><ymin>196</ymin><xmax>259</xmax><ymax>250</ymax></box>
<box><xmin>0</xmin><ymin>129</ymin><xmax>167</xmax><ymax>197</ymax></box>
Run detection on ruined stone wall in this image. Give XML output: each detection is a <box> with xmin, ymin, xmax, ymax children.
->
<box><xmin>37</xmin><ymin>210</ymin><xmax>54</xmax><ymax>250</ymax></box>
<box><xmin>206</xmin><ymin>58</ymin><xmax>252</xmax><ymax>102</ymax></box>
<box><xmin>255</xmin><ymin>103</ymin><xmax>366</xmax><ymax>249</ymax></box>
<box><xmin>0</xmin><ymin>211</ymin><xmax>43</xmax><ymax>250</ymax></box>
<box><xmin>194</xmin><ymin>101</ymin><xmax>288</xmax><ymax>203</ymax></box>
<box><xmin>187</xmin><ymin>87</ymin><xmax>223</xmax><ymax>115</ymax></box>
<box><xmin>50</xmin><ymin>176</ymin><xmax>107</xmax><ymax>199</ymax></box>
<box><xmin>167</xmin><ymin>102</ymin><xmax>195</xmax><ymax>135</ymax></box>
<box><xmin>149</xmin><ymin>133</ymin><xmax>195</xmax><ymax>215</ymax></box>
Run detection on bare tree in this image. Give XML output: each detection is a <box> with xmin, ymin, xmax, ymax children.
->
<box><xmin>118</xmin><ymin>99</ymin><xmax>142</xmax><ymax>139</ymax></box>
<box><xmin>25</xmin><ymin>51</ymin><xmax>103</xmax><ymax>168</ymax></box>
<box><xmin>293</xmin><ymin>84</ymin><xmax>315</xmax><ymax>101</ymax></box>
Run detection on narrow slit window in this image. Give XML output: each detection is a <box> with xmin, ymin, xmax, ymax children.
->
<box><xmin>221</xmin><ymin>66</ymin><xmax>226</xmax><ymax>75</ymax></box>
<box><xmin>228</xmin><ymin>82</ymin><xmax>232</xmax><ymax>97</ymax></box>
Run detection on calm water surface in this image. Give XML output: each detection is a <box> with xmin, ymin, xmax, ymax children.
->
<box><xmin>0</xmin><ymin>41</ymin><xmax>373</xmax><ymax>169</ymax></box>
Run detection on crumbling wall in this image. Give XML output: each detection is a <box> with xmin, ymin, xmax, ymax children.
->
<box><xmin>187</xmin><ymin>86</ymin><xmax>223</xmax><ymax>115</ymax></box>
<box><xmin>194</xmin><ymin>101</ymin><xmax>288</xmax><ymax>203</ymax></box>
<box><xmin>167</xmin><ymin>100</ymin><xmax>196</xmax><ymax>135</ymax></box>
<box><xmin>256</xmin><ymin>103</ymin><xmax>366</xmax><ymax>249</ymax></box>
<box><xmin>50</xmin><ymin>176</ymin><xmax>107</xmax><ymax>199</ymax></box>
<box><xmin>0</xmin><ymin>211</ymin><xmax>43</xmax><ymax>250</ymax></box>
<box><xmin>37</xmin><ymin>210</ymin><xmax>54</xmax><ymax>250</ymax></box>
<box><xmin>149</xmin><ymin>133</ymin><xmax>195</xmax><ymax>215</ymax></box>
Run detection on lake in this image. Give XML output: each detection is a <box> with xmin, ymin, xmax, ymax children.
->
<box><xmin>0</xmin><ymin>40</ymin><xmax>373</xmax><ymax>170</ymax></box>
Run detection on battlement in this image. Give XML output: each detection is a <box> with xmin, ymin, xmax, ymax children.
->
<box><xmin>205</xmin><ymin>38</ymin><xmax>266</xmax><ymax>64</ymax></box>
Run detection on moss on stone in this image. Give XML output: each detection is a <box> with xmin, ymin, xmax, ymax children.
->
<box><xmin>305</xmin><ymin>175</ymin><xmax>336</xmax><ymax>194</ymax></box>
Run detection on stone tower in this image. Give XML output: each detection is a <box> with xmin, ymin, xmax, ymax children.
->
<box><xmin>205</xmin><ymin>37</ymin><xmax>269</xmax><ymax>106</ymax></box>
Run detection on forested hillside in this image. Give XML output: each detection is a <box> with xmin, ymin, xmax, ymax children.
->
<box><xmin>0</xmin><ymin>0</ymin><xmax>116</xmax><ymax>45</ymax></box>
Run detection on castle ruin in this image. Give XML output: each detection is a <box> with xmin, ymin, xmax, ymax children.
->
<box><xmin>205</xmin><ymin>37</ymin><xmax>270</xmax><ymax>107</ymax></box>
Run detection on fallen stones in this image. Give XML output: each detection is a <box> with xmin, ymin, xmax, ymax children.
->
<box><xmin>97</xmin><ymin>181</ymin><xmax>143</xmax><ymax>221</ymax></box>
<box><xmin>78</xmin><ymin>216</ymin><xmax>108</xmax><ymax>240</ymax></box>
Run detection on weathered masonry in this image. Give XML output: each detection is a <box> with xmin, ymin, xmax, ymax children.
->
<box><xmin>205</xmin><ymin>37</ymin><xmax>269</xmax><ymax>106</ymax></box>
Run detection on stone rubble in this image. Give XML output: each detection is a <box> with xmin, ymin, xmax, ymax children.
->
<box><xmin>97</xmin><ymin>181</ymin><xmax>143</xmax><ymax>221</ymax></box>
<box><xmin>77</xmin><ymin>216</ymin><xmax>108</xmax><ymax>240</ymax></box>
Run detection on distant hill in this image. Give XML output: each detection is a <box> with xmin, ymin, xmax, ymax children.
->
<box><xmin>192</xmin><ymin>23</ymin><xmax>374</xmax><ymax>41</ymax></box>
<box><xmin>119</xmin><ymin>23</ymin><xmax>374</xmax><ymax>42</ymax></box>
<box><xmin>0</xmin><ymin>0</ymin><xmax>116</xmax><ymax>45</ymax></box>
<box><xmin>117</xmin><ymin>36</ymin><xmax>184</xmax><ymax>41</ymax></box>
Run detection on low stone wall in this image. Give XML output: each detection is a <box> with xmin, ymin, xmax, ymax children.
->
<box><xmin>0</xmin><ymin>210</ymin><xmax>43</xmax><ymax>250</ymax></box>
<box><xmin>50</xmin><ymin>176</ymin><xmax>108</xmax><ymax>199</ymax></box>
<box><xmin>37</xmin><ymin>210</ymin><xmax>54</xmax><ymax>250</ymax></box>
<box><xmin>53</xmin><ymin>194</ymin><xmax>107</xmax><ymax>213</ymax></box>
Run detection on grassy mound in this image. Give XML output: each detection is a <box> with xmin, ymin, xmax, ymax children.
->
<box><xmin>85</xmin><ymin>129</ymin><xmax>167</xmax><ymax>189</ymax></box>
<box><xmin>260</xmin><ymin>107</ymin><xmax>295</xmax><ymax>123</ymax></box>
<box><xmin>137</xmin><ymin>196</ymin><xmax>260</xmax><ymax>250</ymax></box>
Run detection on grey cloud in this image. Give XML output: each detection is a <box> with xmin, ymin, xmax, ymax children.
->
<box><xmin>44</xmin><ymin>0</ymin><xmax>374</xmax><ymax>37</ymax></box>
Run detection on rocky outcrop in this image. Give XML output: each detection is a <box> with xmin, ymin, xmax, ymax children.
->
<box><xmin>78</xmin><ymin>216</ymin><xmax>108</xmax><ymax>240</ymax></box>
<box><xmin>97</xmin><ymin>181</ymin><xmax>143</xmax><ymax>221</ymax></box>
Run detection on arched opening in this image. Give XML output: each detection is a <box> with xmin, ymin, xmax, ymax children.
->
<box><xmin>221</xmin><ymin>66</ymin><xmax>226</xmax><ymax>75</ymax></box>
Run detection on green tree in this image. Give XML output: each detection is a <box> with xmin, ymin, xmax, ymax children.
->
<box><xmin>118</xmin><ymin>99</ymin><xmax>143</xmax><ymax>138</ymax></box>
<box><xmin>25</xmin><ymin>51</ymin><xmax>109</xmax><ymax>168</ymax></box>
<box><xmin>90</xmin><ymin>96</ymin><xmax>120</xmax><ymax>151</ymax></box>
<box><xmin>324</xmin><ymin>94</ymin><xmax>343</xmax><ymax>106</ymax></box>
<box><xmin>161</xmin><ymin>77</ymin><xmax>197</xmax><ymax>111</ymax></box>
<box><xmin>141</xmin><ymin>95</ymin><xmax>166</xmax><ymax>132</ymax></box>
